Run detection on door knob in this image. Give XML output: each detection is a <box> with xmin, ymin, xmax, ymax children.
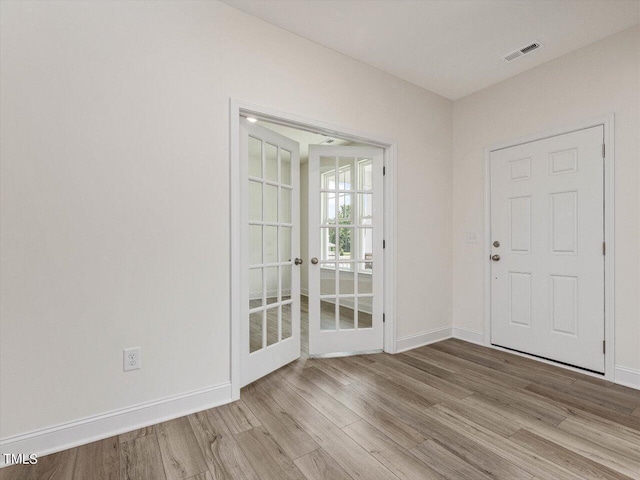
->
<box><xmin>294</xmin><ymin>258</ymin><xmax>303</xmax><ymax>265</ymax></box>
<box><xmin>491</xmin><ymin>254</ymin><xmax>501</xmax><ymax>261</ymax></box>
<box><xmin>493</xmin><ymin>241</ymin><xmax>500</xmax><ymax>248</ymax></box>
<box><xmin>311</xmin><ymin>257</ymin><xmax>319</xmax><ymax>265</ymax></box>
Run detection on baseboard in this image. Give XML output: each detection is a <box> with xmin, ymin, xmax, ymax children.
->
<box><xmin>0</xmin><ymin>382</ymin><xmax>232</xmax><ymax>468</ymax></box>
<box><xmin>615</xmin><ymin>366</ymin><xmax>640</xmax><ymax>391</ymax></box>
<box><xmin>452</xmin><ymin>327</ymin><xmax>485</xmax><ymax>345</ymax></box>
<box><xmin>395</xmin><ymin>327</ymin><xmax>452</xmax><ymax>353</ymax></box>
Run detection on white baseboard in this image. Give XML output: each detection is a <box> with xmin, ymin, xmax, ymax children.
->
<box><xmin>452</xmin><ymin>327</ymin><xmax>485</xmax><ymax>345</ymax></box>
<box><xmin>615</xmin><ymin>366</ymin><xmax>640</xmax><ymax>391</ymax></box>
<box><xmin>395</xmin><ymin>327</ymin><xmax>452</xmax><ymax>353</ymax></box>
<box><xmin>0</xmin><ymin>382</ymin><xmax>232</xmax><ymax>468</ymax></box>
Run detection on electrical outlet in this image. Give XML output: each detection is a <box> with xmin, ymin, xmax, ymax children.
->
<box><xmin>123</xmin><ymin>347</ymin><xmax>141</xmax><ymax>371</ymax></box>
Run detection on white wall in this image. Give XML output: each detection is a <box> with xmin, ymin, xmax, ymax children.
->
<box><xmin>452</xmin><ymin>26</ymin><xmax>640</xmax><ymax>371</ymax></box>
<box><xmin>0</xmin><ymin>0</ymin><xmax>453</xmax><ymax>440</ymax></box>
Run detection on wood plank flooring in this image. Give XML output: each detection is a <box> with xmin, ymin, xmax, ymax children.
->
<box><xmin>3</xmin><ymin>337</ymin><xmax>640</xmax><ymax>480</ymax></box>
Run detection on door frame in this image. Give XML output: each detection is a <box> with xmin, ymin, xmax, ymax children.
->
<box><xmin>230</xmin><ymin>99</ymin><xmax>398</xmax><ymax>399</ymax></box>
<box><xmin>483</xmin><ymin>114</ymin><xmax>615</xmax><ymax>380</ymax></box>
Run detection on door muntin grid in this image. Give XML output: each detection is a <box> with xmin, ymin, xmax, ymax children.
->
<box><xmin>318</xmin><ymin>156</ymin><xmax>374</xmax><ymax>330</ymax></box>
<box><xmin>249</xmin><ymin>136</ymin><xmax>294</xmax><ymax>353</ymax></box>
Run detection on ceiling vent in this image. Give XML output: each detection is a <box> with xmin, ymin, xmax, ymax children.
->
<box><xmin>503</xmin><ymin>41</ymin><xmax>543</xmax><ymax>63</ymax></box>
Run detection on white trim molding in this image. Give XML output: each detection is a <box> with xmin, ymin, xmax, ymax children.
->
<box><xmin>395</xmin><ymin>327</ymin><xmax>452</xmax><ymax>353</ymax></box>
<box><xmin>0</xmin><ymin>383</ymin><xmax>232</xmax><ymax>468</ymax></box>
<box><xmin>452</xmin><ymin>327</ymin><xmax>484</xmax><ymax>345</ymax></box>
<box><xmin>615</xmin><ymin>366</ymin><xmax>640</xmax><ymax>391</ymax></box>
<box><xmin>483</xmin><ymin>114</ymin><xmax>615</xmax><ymax>380</ymax></box>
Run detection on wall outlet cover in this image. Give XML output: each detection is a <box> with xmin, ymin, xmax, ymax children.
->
<box><xmin>123</xmin><ymin>347</ymin><xmax>141</xmax><ymax>371</ymax></box>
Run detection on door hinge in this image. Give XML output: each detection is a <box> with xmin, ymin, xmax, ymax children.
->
<box><xmin>383</xmin><ymin>313</ymin><xmax>386</xmax><ymax>323</ymax></box>
<box><xmin>383</xmin><ymin>166</ymin><xmax>386</xmax><ymax>176</ymax></box>
<box><xmin>383</xmin><ymin>240</ymin><xmax>386</xmax><ymax>249</ymax></box>
<box><xmin>602</xmin><ymin>242</ymin><xmax>606</xmax><ymax>255</ymax></box>
<box><xmin>603</xmin><ymin>340</ymin><xmax>606</xmax><ymax>354</ymax></box>
<box><xmin>602</xmin><ymin>143</ymin><xmax>605</xmax><ymax>158</ymax></box>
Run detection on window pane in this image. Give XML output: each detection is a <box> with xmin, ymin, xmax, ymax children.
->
<box><xmin>280</xmin><ymin>187</ymin><xmax>291</xmax><ymax>224</ymax></box>
<box><xmin>338</xmin><ymin>299</ymin><xmax>355</xmax><ymax>330</ymax></box>
<box><xmin>250</xmin><ymin>311</ymin><xmax>263</xmax><ymax>353</ymax></box>
<box><xmin>281</xmin><ymin>265</ymin><xmax>291</xmax><ymax>302</ymax></box>
<box><xmin>281</xmin><ymin>149</ymin><xmax>291</xmax><ymax>185</ymax></box>
<box><xmin>321</xmin><ymin>263</ymin><xmax>336</xmax><ymax>295</ymax></box>
<box><xmin>358</xmin><ymin>228</ymin><xmax>373</xmax><ymax>261</ymax></box>
<box><xmin>249</xmin><ymin>181</ymin><xmax>262</xmax><ymax>222</ymax></box>
<box><xmin>266</xmin><ymin>143</ymin><xmax>278</xmax><ymax>182</ymax></box>
<box><xmin>264</xmin><ymin>226</ymin><xmax>277</xmax><ymax>264</ymax></box>
<box><xmin>249</xmin><ymin>226</ymin><xmax>262</xmax><ymax>265</ymax></box>
<box><xmin>321</xmin><ymin>192</ymin><xmax>336</xmax><ymax>224</ymax></box>
<box><xmin>249</xmin><ymin>268</ymin><xmax>263</xmax><ymax>308</ymax></box>
<box><xmin>264</xmin><ymin>184</ymin><xmax>278</xmax><ymax>222</ymax></box>
<box><xmin>358</xmin><ymin>193</ymin><xmax>372</xmax><ymax>225</ymax></box>
<box><xmin>265</xmin><ymin>266</ymin><xmax>278</xmax><ymax>304</ymax></box>
<box><xmin>249</xmin><ymin>137</ymin><xmax>262</xmax><ymax>178</ymax></box>
<box><xmin>280</xmin><ymin>227</ymin><xmax>291</xmax><ymax>262</ymax></box>
<box><xmin>320</xmin><ymin>298</ymin><xmax>337</xmax><ymax>330</ymax></box>
<box><xmin>282</xmin><ymin>303</ymin><xmax>292</xmax><ymax>339</ymax></box>
<box><xmin>358</xmin><ymin>159</ymin><xmax>373</xmax><ymax>191</ymax></box>
<box><xmin>338</xmin><ymin>157</ymin><xmax>354</xmax><ymax>190</ymax></box>
<box><xmin>267</xmin><ymin>306</ymin><xmax>278</xmax><ymax>346</ymax></box>
<box><xmin>321</xmin><ymin>227</ymin><xmax>338</xmax><ymax>261</ymax></box>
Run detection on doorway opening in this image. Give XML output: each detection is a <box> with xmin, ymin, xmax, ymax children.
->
<box><xmin>230</xmin><ymin>100</ymin><xmax>398</xmax><ymax>396</ymax></box>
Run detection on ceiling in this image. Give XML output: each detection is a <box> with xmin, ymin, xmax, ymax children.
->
<box><xmin>256</xmin><ymin>120</ymin><xmax>352</xmax><ymax>162</ymax></box>
<box><xmin>223</xmin><ymin>0</ymin><xmax>639</xmax><ymax>100</ymax></box>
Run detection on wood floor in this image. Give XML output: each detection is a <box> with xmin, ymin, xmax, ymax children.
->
<box><xmin>3</xmin><ymin>338</ymin><xmax>640</xmax><ymax>479</ymax></box>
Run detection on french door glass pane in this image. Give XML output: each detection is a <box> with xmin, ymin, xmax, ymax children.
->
<box><xmin>338</xmin><ymin>227</ymin><xmax>354</xmax><ymax>262</ymax></box>
<box><xmin>320</xmin><ymin>264</ymin><xmax>337</xmax><ymax>295</ymax></box>
<box><xmin>358</xmin><ymin>264</ymin><xmax>373</xmax><ymax>294</ymax></box>
<box><xmin>248</xmin><ymin>136</ymin><xmax>262</xmax><ymax>178</ymax></box>
<box><xmin>321</xmin><ymin>192</ymin><xmax>336</xmax><ymax>224</ymax></box>
<box><xmin>249</xmin><ymin>181</ymin><xmax>262</xmax><ymax>222</ymax></box>
<box><xmin>320</xmin><ymin>156</ymin><xmax>336</xmax><ymax>182</ymax></box>
<box><xmin>338</xmin><ymin>193</ymin><xmax>353</xmax><ymax>224</ymax></box>
<box><xmin>338</xmin><ymin>157</ymin><xmax>354</xmax><ymax>190</ymax></box>
<box><xmin>358</xmin><ymin>193</ymin><xmax>372</xmax><ymax>225</ymax></box>
<box><xmin>358</xmin><ymin>159</ymin><xmax>373</xmax><ymax>190</ymax></box>
<box><xmin>281</xmin><ymin>149</ymin><xmax>291</xmax><ymax>185</ymax></box>
<box><xmin>282</xmin><ymin>265</ymin><xmax>292</xmax><ymax>301</ymax></box>
<box><xmin>280</xmin><ymin>227</ymin><xmax>291</xmax><ymax>262</ymax></box>
<box><xmin>282</xmin><ymin>303</ymin><xmax>292</xmax><ymax>339</ymax></box>
<box><xmin>249</xmin><ymin>268</ymin><xmax>263</xmax><ymax>308</ymax></box>
<box><xmin>249</xmin><ymin>226</ymin><xmax>262</xmax><ymax>265</ymax></box>
<box><xmin>338</xmin><ymin>300</ymin><xmax>354</xmax><ymax>329</ymax></box>
<box><xmin>321</xmin><ymin>227</ymin><xmax>337</xmax><ymax>261</ymax></box>
<box><xmin>320</xmin><ymin>299</ymin><xmax>336</xmax><ymax>330</ymax></box>
<box><xmin>358</xmin><ymin>228</ymin><xmax>373</xmax><ymax>261</ymax></box>
<box><xmin>250</xmin><ymin>311</ymin><xmax>263</xmax><ymax>353</ymax></box>
<box><xmin>267</xmin><ymin>306</ymin><xmax>278</xmax><ymax>346</ymax></box>
<box><xmin>339</xmin><ymin>271</ymin><xmax>354</xmax><ymax>294</ymax></box>
<box><xmin>264</xmin><ymin>184</ymin><xmax>278</xmax><ymax>222</ymax></box>
<box><xmin>265</xmin><ymin>266</ymin><xmax>278</xmax><ymax>304</ymax></box>
<box><xmin>358</xmin><ymin>298</ymin><xmax>373</xmax><ymax>329</ymax></box>
<box><xmin>280</xmin><ymin>188</ymin><xmax>292</xmax><ymax>223</ymax></box>
<box><xmin>264</xmin><ymin>226</ymin><xmax>277</xmax><ymax>264</ymax></box>
<box><xmin>265</xmin><ymin>143</ymin><xmax>278</xmax><ymax>182</ymax></box>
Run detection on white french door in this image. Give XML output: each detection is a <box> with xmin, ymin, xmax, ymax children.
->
<box><xmin>241</xmin><ymin>120</ymin><xmax>300</xmax><ymax>387</ymax></box>
<box><xmin>308</xmin><ymin>145</ymin><xmax>384</xmax><ymax>355</ymax></box>
<box><xmin>490</xmin><ymin>125</ymin><xmax>605</xmax><ymax>373</ymax></box>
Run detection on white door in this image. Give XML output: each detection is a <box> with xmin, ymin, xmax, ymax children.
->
<box><xmin>490</xmin><ymin>126</ymin><xmax>605</xmax><ymax>373</ymax></box>
<box><xmin>241</xmin><ymin>120</ymin><xmax>300</xmax><ymax>386</ymax></box>
<box><xmin>308</xmin><ymin>145</ymin><xmax>384</xmax><ymax>355</ymax></box>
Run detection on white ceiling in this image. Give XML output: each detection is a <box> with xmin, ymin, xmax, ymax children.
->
<box><xmin>223</xmin><ymin>0</ymin><xmax>639</xmax><ymax>100</ymax></box>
